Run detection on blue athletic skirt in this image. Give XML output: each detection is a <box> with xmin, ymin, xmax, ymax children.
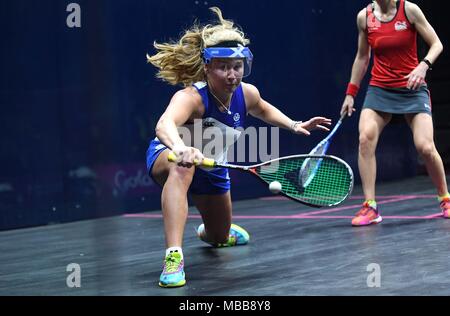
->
<box><xmin>363</xmin><ymin>85</ymin><xmax>432</xmax><ymax>115</ymax></box>
<box><xmin>146</xmin><ymin>139</ymin><xmax>230</xmax><ymax>195</ymax></box>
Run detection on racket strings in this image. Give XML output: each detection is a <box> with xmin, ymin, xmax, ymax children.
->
<box><xmin>256</xmin><ymin>157</ymin><xmax>352</xmax><ymax>206</ymax></box>
<box><xmin>300</xmin><ymin>142</ymin><xmax>329</xmax><ymax>187</ymax></box>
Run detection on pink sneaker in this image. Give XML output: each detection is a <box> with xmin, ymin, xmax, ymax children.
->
<box><xmin>351</xmin><ymin>202</ymin><xmax>383</xmax><ymax>226</ymax></box>
<box><xmin>440</xmin><ymin>197</ymin><xmax>450</xmax><ymax>219</ymax></box>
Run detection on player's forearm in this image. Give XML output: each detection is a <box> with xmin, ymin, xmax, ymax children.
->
<box><xmin>256</xmin><ymin>103</ymin><xmax>296</xmax><ymax>131</ymax></box>
<box><xmin>423</xmin><ymin>41</ymin><xmax>443</xmax><ymax>65</ymax></box>
<box><xmin>155</xmin><ymin>118</ymin><xmax>185</xmax><ymax>150</ymax></box>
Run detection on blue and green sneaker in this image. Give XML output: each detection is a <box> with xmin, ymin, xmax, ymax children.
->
<box><xmin>159</xmin><ymin>252</ymin><xmax>186</xmax><ymax>288</ymax></box>
<box><xmin>197</xmin><ymin>223</ymin><xmax>250</xmax><ymax>247</ymax></box>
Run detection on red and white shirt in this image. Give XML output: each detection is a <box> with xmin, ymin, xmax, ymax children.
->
<box><xmin>367</xmin><ymin>0</ymin><xmax>420</xmax><ymax>88</ymax></box>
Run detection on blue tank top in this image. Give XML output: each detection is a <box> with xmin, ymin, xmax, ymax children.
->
<box><xmin>150</xmin><ymin>82</ymin><xmax>247</xmax><ymax>166</ymax></box>
<box><xmin>193</xmin><ymin>81</ymin><xmax>247</xmax><ymax>129</ymax></box>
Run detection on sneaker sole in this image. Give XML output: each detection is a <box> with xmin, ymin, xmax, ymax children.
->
<box><xmin>158</xmin><ymin>279</ymin><xmax>186</xmax><ymax>288</ymax></box>
<box><xmin>352</xmin><ymin>215</ymin><xmax>383</xmax><ymax>227</ymax></box>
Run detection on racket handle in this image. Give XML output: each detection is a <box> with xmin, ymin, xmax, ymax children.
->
<box><xmin>167</xmin><ymin>152</ymin><xmax>178</xmax><ymax>163</ymax></box>
<box><xmin>201</xmin><ymin>158</ymin><xmax>216</xmax><ymax>168</ymax></box>
<box><xmin>167</xmin><ymin>152</ymin><xmax>216</xmax><ymax>167</ymax></box>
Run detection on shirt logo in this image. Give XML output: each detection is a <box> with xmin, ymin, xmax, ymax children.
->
<box><xmin>367</xmin><ymin>12</ymin><xmax>381</xmax><ymax>32</ymax></box>
<box><xmin>233</xmin><ymin>113</ymin><xmax>240</xmax><ymax>122</ymax></box>
<box><xmin>394</xmin><ymin>21</ymin><xmax>408</xmax><ymax>31</ymax></box>
<box><xmin>203</xmin><ymin>119</ymin><xmax>215</xmax><ymax>127</ymax></box>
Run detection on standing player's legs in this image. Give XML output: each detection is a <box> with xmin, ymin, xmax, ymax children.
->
<box><xmin>352</xmin><ymin>108</ymin><xmax>391</xmax><ymax>226</ymax></box>
<box><xmin>358</xmin><ymin>109</ymin><xmax>392</xmax><ymax>199</ymax></box>
<box><xmin>152</xmin><ymin>149</ymin><xmax>195</xmax><ymax>248</ymax></box>
<box><xmin>405</xmin><ymin>113</ymin><xmax>450</xmax><ymax>217</ymax></box>
<box><xmin>151</xmin><ymin>149</ymin><xmax>195</xmax><ymax>287</ymax></box>
<box><xmin>191</xmin><ymin>193</ymin><xmax>249</xmax><ymax>247</ymax></box>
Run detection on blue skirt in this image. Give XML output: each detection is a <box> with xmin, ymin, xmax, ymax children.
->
<box><xmin>363</xmin><ymin>85</ymin><xmax>432</xmax><ymax>115</ymax></box>
<box><xmin>146</xmin><ymin>138</ymin><xmax>230</xmax><ymax>195</ymax></box>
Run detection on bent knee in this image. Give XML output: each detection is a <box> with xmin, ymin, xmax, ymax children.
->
<box><xmin>359</xmin><ymin>128</ymin><xmax>378</xmax><ymax>143</ymax></box>
<box><xmin>168</xmin><ymin>164</ymin><xmax>195</xmax><ymax>184</ymax></box>
<box><xmin>416</xmin><ymin>142</ymin><xmax>436</xmax><ymax>158</ymax></box>
<box><xmin>359</xmin><ymin>131</ymin><xmax>378</xmax><ymax>154</ymax></box>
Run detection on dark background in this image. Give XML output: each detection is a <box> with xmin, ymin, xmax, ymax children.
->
<box><xmin>0</xmin><ymin>0</ymin><xmax>448</xmax><ymax>230</ymax></box>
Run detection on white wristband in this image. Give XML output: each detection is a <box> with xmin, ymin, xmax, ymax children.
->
<box><xmin>290</xmin><ymin>120</ymin><xmax>302</xmax><ymax>132</ymax></box>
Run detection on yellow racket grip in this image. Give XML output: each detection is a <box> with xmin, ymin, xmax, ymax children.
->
<box><xmin>167</xmin><ymin>152</ymin><xmax>216</xmax><ymax>167</ymax></box>
<box><xmin>167</xmin><ymin>152</ymin><xmax>178</xmax><ymax>163</ymax></box>
<box><xmin>200</xmin><ymin>157</ymin><xmax>215</xmax><ymax>168</ymax></box>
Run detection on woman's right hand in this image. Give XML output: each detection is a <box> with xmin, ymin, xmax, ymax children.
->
<box><xmin>171</xmin><ymin>144</ymin><xmax>204</xmax><ymax>168</ymax></box>
<box><xmin>341</xmin><ymin>95</ymin><xmax>356</xmax><ymax>117</ymax></box>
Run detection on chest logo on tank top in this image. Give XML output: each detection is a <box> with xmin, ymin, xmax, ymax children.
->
<box><xmin>394</xmin><ymin>21</ymin><xmax>408</xmax><ymax>31</ymax></box>
<box><xmin>203</xmin><ymin>118</ymin><xmax>215</xmax><ymax>128</ymax></box>
<box><xmin>367</xmin><ymin>12</ymin><xmax>381</xmax><ymax>33</ymax></box>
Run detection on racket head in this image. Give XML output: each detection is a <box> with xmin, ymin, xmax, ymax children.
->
<box><xmin>299</xmin><ymin>112</ymin><xmax>347</xmax><ymax>188</ymax></box>
<box><xmin>254</xmin><ymin>154</ymin><xmax>353</xmax><ymax>207</ymax></box>
<box><xmin>299</xmin><ymin>141</ymin><xmax>330</xmax><ymax>187</ymax></box>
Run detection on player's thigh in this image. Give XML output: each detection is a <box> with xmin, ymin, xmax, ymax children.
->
<box><xmin>359</xmin><ymin>109</ymin><xmax>392</xmax><ymax>141</ymax></box>
<box><xmin>404</xmin><ymin>113</ymin><xmax>434</xmax><ymax>144</ymax></box>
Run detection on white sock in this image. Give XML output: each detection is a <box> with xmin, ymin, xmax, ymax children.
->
<box><xmin>438</xmin><ymin>193</ymin><xmax>450</xmax><ymax>202</ymax></box>
<box><xmin>197</xmin><ymin>223</ymin><xmax>206</xmax><ymax>237</ymax></box>
<box><xmin>166</xmin><ymin>247</ymin><xmax>183</xmax><ymax>258</ymax></box>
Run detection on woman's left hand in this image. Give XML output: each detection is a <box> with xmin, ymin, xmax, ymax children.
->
<box><xmin>292</xmin><ymin>117</ymin><xmax>332</xmax><ymax>136</ymax></box>
<box><xmin>405</xmin><ymin>62</ymin><xmax>428</xmax><ymax>90</ymax></box>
